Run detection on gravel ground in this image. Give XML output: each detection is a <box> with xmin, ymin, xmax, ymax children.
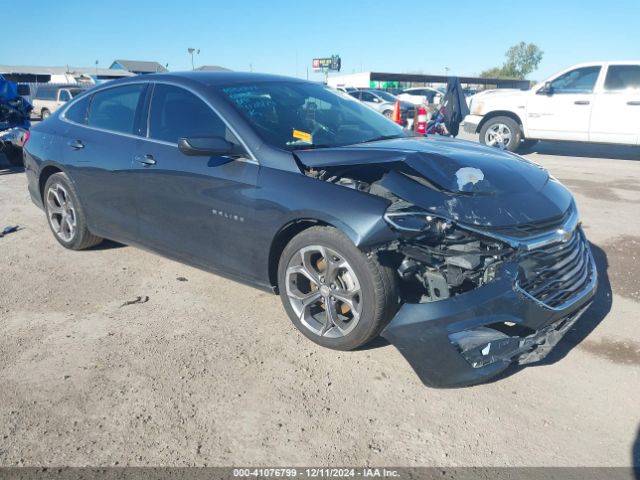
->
<box><xmin>0</xmin><ymin>137</ymin><xmax>639</xmax><ymax>468</ymax></box>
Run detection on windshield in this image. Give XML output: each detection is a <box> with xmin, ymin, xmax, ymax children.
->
<box><xmin>219</xmin><ymin>82</ymin><xmax>406</xmax><ymax>150</ymax></box>
<box><xmin>373</xmin><ymin>90</ymin><xmax>397</xmax><ymax>102</ymax></box>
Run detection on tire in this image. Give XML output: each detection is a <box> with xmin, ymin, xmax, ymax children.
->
<box><xmin>41</xmin><ymin>109</ymin><xmax>51</xmax><ymax>120</ymax></box>
<box><xmin>278</xmin><ymin>226</ymin><xmax>399</xmax><ymax>351</ymax></box>
<box><xmin>382</xmin><ymin>109</ymin><xmax>393</xmax><ymax>118</ymax></box>
<box><xmin>43</xmin><ymin>172</ymin><xmax>103</xmax><ymax>250</ymax></box>
<box><xmin>3</xmin><ymin>145</ymin><xmax>23</xmax><ymax>166</ymax></box>
<box><xmin>479</xmin><ymin>116</ymin><xmax>522</xmax><ymax>152</ymax></box>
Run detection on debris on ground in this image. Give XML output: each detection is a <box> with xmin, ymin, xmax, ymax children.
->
<box><xmin>120</xmin><ymin>296</ymin><xmax>149</xmax><ymax>307</ymax></box>
<box><xmin>0</xmin><ymin>225</ymin><xmax>19</xmax><ymax>237</ymax></box>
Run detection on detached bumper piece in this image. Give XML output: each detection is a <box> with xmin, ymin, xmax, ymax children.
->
<box><xmin>382</xmin><ymin>231</ymin><xmax>597</xmax><ymax>388</ymax></box>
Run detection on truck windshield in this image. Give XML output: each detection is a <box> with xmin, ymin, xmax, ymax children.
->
<box><xmin>219</xmin><ymin>82</ymin><xmax>406</xmax><ymax>150</ymax></box>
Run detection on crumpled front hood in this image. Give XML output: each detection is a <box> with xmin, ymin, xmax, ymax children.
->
<box><xmin>296</xmin><ymin>136</ymin><xmax>574</xmax><ymax>228</ymax></box>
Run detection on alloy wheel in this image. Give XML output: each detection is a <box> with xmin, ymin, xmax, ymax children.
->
<box><xmin>285</xmin><ymin>245</ymin><xmax>362</xmax><ymax>338</ymax></box>
<box><xmin>484</xmin><ymin>123</ymin><xmax>512</xmax><ymax>149</ymax></box>
<box><xmin>46</xmin><ymin>183</ymin><xmax>76</xmax><ymax>242</ymax></box>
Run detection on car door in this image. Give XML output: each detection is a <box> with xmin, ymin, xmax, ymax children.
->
<box><xmin>61</xmin><ymin>83</ymin><xmax>147</xmax><ymax>243</ymax></box>
<box><xmin>526</xmin><ymin>65</ymin><xmax>601</xmax><ymax>141</ymax></box>
<box><xmin>132</xmin><ymin>82</ymin><xmax>260</xmax><ymax>280</ymax></box>
<box><xmin>589</xmin><ymin>64</ymin><xmax>640</xmax><ymax>145</ymax></box>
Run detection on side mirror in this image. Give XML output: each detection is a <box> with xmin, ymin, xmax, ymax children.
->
<box><xmin>178</xmin><ymin>136</ymin><xmax>246</xmax><ymax>157</ymax></box>
<box><xmin>539</xmin><ymin>81</ymin><xmax>554</xmax><ymax>95</ymax></box>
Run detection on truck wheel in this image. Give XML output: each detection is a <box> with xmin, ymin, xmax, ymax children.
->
<box><xmin>480</xmin><ymin>116</ymin><xmax>522</xmax><ymax>152</ymax></box>
<box><xmin>278</xmin><ymin>226</ymin><xmax>399</xmax><ymax>351</ymax></box>
<box><xmin>41</xmin><ymin>109</ymin><xmax>51</xmax><ymax>120</ymax></box>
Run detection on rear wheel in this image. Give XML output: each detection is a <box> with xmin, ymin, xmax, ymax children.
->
<box><xmin>41</xmin><ymin>109</ymin><xmax>51</xmax><ymax>120</ymax></box>
<box><xmin>382</xmin><ymin>109</ymin><xmax>393</xmax><ymax>118</ymax></box>
<box><xmin>43</xmin><ymin>172</ymin><xmax>102</xmax><ymax>250</ymax></box>
<box><xmin>278</xmin><ymin>226</ymin><xmax>398</xmax><ymax>350</ymax></box>
<box><xmin>480</xmin><ymin>116</ymin><xmax>522</xmax><ymax>152</ymax></box>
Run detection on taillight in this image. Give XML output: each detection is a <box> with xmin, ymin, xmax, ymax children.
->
<box><xmin>22</xmin><ymin>130</ymin><xmax>31</xmax><ymax>147</ymax></box>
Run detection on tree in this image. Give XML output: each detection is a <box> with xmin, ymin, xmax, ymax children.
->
<box><xmin>480</xmin><ymin>42</ymin><xmax>544</xmax><ymax>79</ymax></box>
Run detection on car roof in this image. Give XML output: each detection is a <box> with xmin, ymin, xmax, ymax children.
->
<box><xmin>113</xmin><ymin>71</ymin><xmax>310</xmax><ymax>87</ymax></box>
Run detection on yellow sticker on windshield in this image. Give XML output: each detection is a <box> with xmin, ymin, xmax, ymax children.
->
<box><xmin>292</xmin><ymin>129</ymin><xmax>312</xmax><ymax>143</ymax></box>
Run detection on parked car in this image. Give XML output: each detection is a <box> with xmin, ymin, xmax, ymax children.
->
<box><xmin>32</xmin><ymin>85</ymin><xmax>87</xmax><ymax>119</ymax></box>
<box><xmin>349</xmin><ymin>89</ymin><xmax>415</xmax><ymax>124</ymax></box>
<box><xmin>397</xmin><ymin>87</ymin><xmax>445</xmax><ymax>105</ymax></box>
<box><xmin>24</xmin><ymin>72</ymin><xmax>597</xmax><ymax>387</ymax></box>
<box><xmin>464</xmin><ymin>61</ymin><xmax>640</xmax><ymax>151</ymax></box>
<box><xmin>0</xmin><ymin>75</ymin><xmax>31</xmax><ymax>166</ymax></box>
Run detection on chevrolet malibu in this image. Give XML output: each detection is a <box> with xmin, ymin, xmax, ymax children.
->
<box><xmin>23</xmin><ymin>72</ymin><xmax>597</xmax><ymax>387</ymax></box>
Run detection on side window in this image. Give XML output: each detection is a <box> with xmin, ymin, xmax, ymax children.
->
<box><xmin>64</xmin><ymin>95</ymin><xmax>91</xmax><ymax>124</ymax></box>
<box><xmin>360</xmin><ymin>92</ymin><xmax>376</xmax><ymax>102</ymax></box>
<box><xmin>87</xmin><ymin>84</ymin><xmax>145</xmax><ymax>134</ymax></box>
<box><xmin>550</xmin><ymin>66</ymin><xmax>601</xmax><ymax>94</ymax></box>
<box><xmin>604</xmin><ymin>65</ymin><xmax>640</xmax><ymax>91</ymax></box>
<box><xmin>148</xmin><ymin>84</ymin><xmax>229</xmax><ymax>144</ymax></box>
<box><xmin>59</xmin><ymin>90</ymin><xmax>71</xmax><ymax>102</ymax></box>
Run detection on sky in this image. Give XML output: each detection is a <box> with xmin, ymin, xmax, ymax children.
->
<box><xmin>2</xmin><ymin>0</ymin><xmax>640</xmax><ymax>82</ymax></box>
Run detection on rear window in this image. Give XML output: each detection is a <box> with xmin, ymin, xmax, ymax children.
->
<box><xmin>64</xmin><ymin>95</ymin><xmax>91</xmax><ymax>124</ymax></box>
<box><xmin>604</xmin><ymin>65</ymin><xmax>640</xmax><ymax>91</ymax></box>
<box><xmin>87</xmin><ymin>84</ymin><xmax>146</xmax><ymax>134</ymax></box>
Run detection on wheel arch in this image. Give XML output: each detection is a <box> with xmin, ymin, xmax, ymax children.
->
<box><xmin>38</xmin><ymin>164</ymin><xmax>64</xmax><ymax>203</ymax></box>
<box><xmin>268</xmin><ymin>218</ymin><xmax>351</xmax><ymax>292</ymax></box>
<box><xmin>477</xmin><ymin>110</ymin><xmax>524</xmax><ymax>133</ymax></box>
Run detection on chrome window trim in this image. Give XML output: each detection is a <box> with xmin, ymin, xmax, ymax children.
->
<box><xmin>60</xmin><ymin>79</ymin><xmax>259</xmax><ymax>165</ymax></box>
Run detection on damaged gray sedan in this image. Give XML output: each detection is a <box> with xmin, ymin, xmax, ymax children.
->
<box><xmin>24</xmin><ymin>72</ymin><xmax>597</xmax><ymax>387</ymax></box>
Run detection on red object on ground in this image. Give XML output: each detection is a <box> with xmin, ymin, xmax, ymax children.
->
<box><xmin>416</xmin><ymin>106</ymin><xmax>427</xmax><ymax>135</ymax></box>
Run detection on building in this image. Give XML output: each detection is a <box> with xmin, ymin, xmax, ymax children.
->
<box><xmin>110</xmin><ymin>60</ymin><xmax>168</xmax><ymax>74</ymax></box>
<box><xmin>0</xmin><ymin>64</ymin><xmax>133</xmax><ymax>84</ymax></box>
<box><xmin>327</xmin><ymin>71</ymin><xmax>530</xmax><ymax>90</ymax></box>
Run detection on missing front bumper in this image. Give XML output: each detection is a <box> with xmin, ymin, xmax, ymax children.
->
<box><xmin>381</xmin><ymin>262</ymin><xmax>597</xmax><ymax>388</ymax></box>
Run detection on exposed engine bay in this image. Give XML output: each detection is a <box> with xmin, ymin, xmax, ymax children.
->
<box><xmin>304</xmin><ymin>163</ymin><xmax>515</xmax><ymax>304</ymax></box>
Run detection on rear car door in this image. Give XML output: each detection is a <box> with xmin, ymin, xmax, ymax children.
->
<box><xmin>526</xmin><ymin>66</ymin><xmax>601</xmax><ymax>141</ymax></box>
<box><xmin>589</xmin><ymin>64</ymin><xmax>640</xmax><ymax>145</ymax></box>
<box><xmin>61</xmin><ymin>83</ymin><xmax>147</xmax><ymax>242</ymax></box>
<box><xmin>131</xmin><ymin>83</ymin><xmax>260</xmax><ymax>280</ymax></box>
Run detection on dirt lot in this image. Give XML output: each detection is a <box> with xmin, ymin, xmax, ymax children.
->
<box><xmin>1</xmin><ymin>138</ymin><xmax>639</xmax><ymax>468</ymax></box>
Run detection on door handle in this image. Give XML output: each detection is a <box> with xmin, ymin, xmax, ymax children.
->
<box><xmin>135</xmin><ymin>154</ymin><xmax>156</xmax><ymax>166</ymax></box>
<box><xmin>627</xmin><ymin>101</ymin><xmax>640</xmax><ymax>106</ymax></box>
<box><xmin>574</xmin><ymin>100</ymin><xmax>590</xmax><ymax>105</ymax></box>
<box><xmin>67</xmin><ymin>140</ymin><xmax>84</xmax><ymax>150</ymax></box>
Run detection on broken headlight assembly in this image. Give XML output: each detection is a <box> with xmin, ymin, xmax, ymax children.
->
<box><xmin>383</xmin><ymin>207</ymin><xmax>515</xmax><ymax>303</ymax></box>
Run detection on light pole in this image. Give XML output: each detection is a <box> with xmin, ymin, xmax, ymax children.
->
<box><xmin>187</xmin><ymin>48</ymin><xmax>200</xmax><ymax>70</ymax></box>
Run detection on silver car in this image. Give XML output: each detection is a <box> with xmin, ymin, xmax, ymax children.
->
<box><xmin>349</xmin><ymin>89</ymin><xmax>414</xmax><ymax>123</ymax></box>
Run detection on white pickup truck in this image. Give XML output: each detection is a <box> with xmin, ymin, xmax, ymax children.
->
<box><xmin>463</xmin><ymin>61</ymin><xmax>640</xmax><ymax>152</ymax></box>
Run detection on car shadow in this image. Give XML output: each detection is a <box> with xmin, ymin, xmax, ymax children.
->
<box><xmin>490</xmin><ymin>242</ymin><xmax>612</xmax><ymax>383</ymax></box>
<box><xmin>86</xmin><ymin>239</ymin><xmax>126</xmax><ymax>251</ymax></box>
<box><xmin>521</xmin><ymin>141</ymin><xmax>640</xmax><ymax>161</ymax></box>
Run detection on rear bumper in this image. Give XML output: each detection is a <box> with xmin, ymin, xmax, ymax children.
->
<box><xmin>463</xmin><ymin>114</ymin><xmax>483</xmax><ymax>134</ymax></box>
<box><xmin>381</xmin><ymin>257</ymin><xmax>597</xmax><ymax>388</ymax></box>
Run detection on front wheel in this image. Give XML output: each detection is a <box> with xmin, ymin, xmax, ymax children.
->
<box><xmin>43</xmin><ymin>172</ymin><xmax>103</xmax><ymax>250</ymax></box>
<box><xmin>479</xmin><ymin>116</ymin><xmax>522</xmax><ymax>152</ymax></box>
<box><xmin>278</xmin><ymin>226</ymin><xmax>398</xmax><ymax>350</ymax></box>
